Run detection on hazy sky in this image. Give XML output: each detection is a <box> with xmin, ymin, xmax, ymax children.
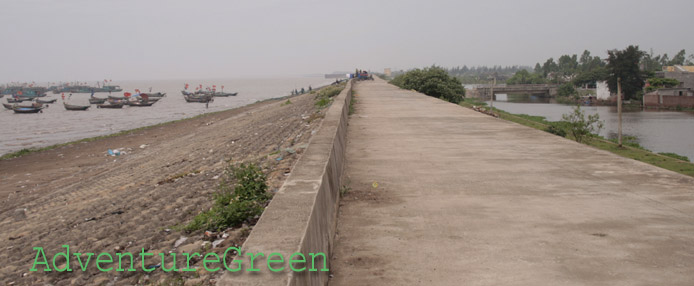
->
<box><xmin>1</xmin><ymin>0</ymin><xmax>692</xmax><ymax>82</ymax></box>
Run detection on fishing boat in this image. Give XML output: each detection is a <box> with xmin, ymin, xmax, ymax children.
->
<box><xmin>142</xmin><ymin>92</ymin><xmax>166</xmax><ymax>98</ymax></box>
<box><xmin>183</xmin><ymin>94</ymin><xmax>213</xmax><ymax>103</ymax></box>
<box><xmin>12</xmin><ymin>106</ymin><xmax>43</xmax><ymax>113</ymax></box>
<box><xmin>89</xmin><ymin>97</ymin><xmax>108</xmax><ymax>104</ymax></box>
<box><xmin>3</xmin><ymin>102</ymin><xmax>43</xmax><ymax>110</ymax></box>
<box><xmin>63</xmin><ymin>102</ymin><xmax>90</xmax><ymax>111</ymax></box>
<box><xmin>128</xmin><ymin>101</ymin><xmax>155</xmax><ymax>107</ymax></box>
<box><xmin>97</xmin><ymin>102</ymin><xmax>124</xmax><ymax>109</ymax></box>
<box><xmin>108</xmin><ymin>95</ymin><xmax>128</xmax><ymax>100</ymax></box>
<box><xmin>212</xmin><ymin>92</ymin><xmax>238</xmax><ymax>97</ymax></box>
<box><xmin>36</xmin><ymin>98</ymin><xmax>57</xmax><ymax>104</ymax></box>
<box><xmin>6</xmin><ymin>97</ymin><xmax>33</xmax><ymax>103</ymax></box>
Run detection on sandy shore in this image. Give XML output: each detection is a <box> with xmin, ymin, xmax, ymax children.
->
<box><xmin>0</xmin><ymin>93</ymin><xmax>325</xmax><ymax>285</ymax></box>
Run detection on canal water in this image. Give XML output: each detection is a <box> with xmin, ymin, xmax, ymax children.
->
<box><xmin>0</xmin><ymin>77</ymin><xmax>333</xmax><ymax>156</ymax></box>
<box><xmin>490</xmin><ymin>94</ymin><xmax>694</xmax><ymax>162</ymax></box>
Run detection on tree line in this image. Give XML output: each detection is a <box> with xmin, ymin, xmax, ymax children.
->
<box><xmin>506</xmin><ymin>47</ymin><xmax>692</xmax><ymax>100</ymax></box>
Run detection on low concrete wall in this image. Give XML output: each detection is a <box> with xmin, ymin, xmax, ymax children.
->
<box><xmin>218</xmin><ymin>81</ymin><xmax>352</xmax><ymax>285</ymax></box>
<box><xmin>645</xmin><ymin>93</ymin><xmax>694</xmax><ymax>108</ymax></box>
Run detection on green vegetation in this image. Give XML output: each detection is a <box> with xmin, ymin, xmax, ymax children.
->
<box><xmin>557</xmin><ymin>83</ymin><xmax>577</xmax><ymax>97</ymax></box>
<box><xmin>390</xmin><ymin>66</ymin><xmax>465</xmax><ymax>104</ymax></box>
<box><xmin>282</xmin><ymin>99</ymin><xmax>292</xmax><ymax>106</ymax></box>
<box><xmin>506</xmin><ymin>69</ymin><xmax>547</xmax><ymax>84</ymax></box>
<box><xmin>458</xmin><ymin>100</ymin><xmax>694</xmax><ymax>177</ymax></box>
<box><xmin>605</xmin><ymin>45</ymin><xmax>647</xmax><ymax>100</ymax></box>
<box><xmin>560</xmin><ymin>105</ymin><xmax>604</xmax><ymax>143</ymax></box>
<box><xmin>349</xmin><ymin>91</ymin><xmax>357</xmax><ymax>115</ymax></box>
<box><xmin>314</xmin><ymin>82</ymin><xmax>346</xmax><ymax>108</ymax></box>
<box><xmin>185</xmin><ymin>163</ymin><xmax>270</xmax><ymax>232</ymax></box>
<box><xmin>658</xmin><ymin>152</ymin><xmax>690</xmax><ymax>162</ymax></box>
<box><xmin>646</xmin><ymin>77</ymin><xmax>681</xmax><ymax>92</ymax></box>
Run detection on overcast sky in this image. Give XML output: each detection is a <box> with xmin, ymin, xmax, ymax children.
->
<box><xmin>1</xmin><ymin>0</ymin><xmax>692</xmax><ymax>82</ymax></box>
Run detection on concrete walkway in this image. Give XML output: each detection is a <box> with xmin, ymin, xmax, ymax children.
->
<box><xmin>331</xmin><ymin>79</ymin><xmax>694</xmax><ymax>285</ymax></box>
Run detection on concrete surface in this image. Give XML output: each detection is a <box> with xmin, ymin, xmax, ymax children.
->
<box><xmin>330</xmin><ymin>78</ymin><xmax>694</xmax><ymax>285</ymax></box>
<box><xmin>218</xmin><ymin>81</ymin><xmax>351</xmax><ymax>286</ymax></box>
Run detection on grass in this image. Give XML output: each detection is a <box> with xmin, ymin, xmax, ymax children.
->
<box><xmin>184</xmin><ymin>162</ymin><xmax>270</xmax><ymax>232</ymax></box>
<box><xmin>314</xmin><ymin>82</ymin><xmax>346</xmax><ymax>109</ymax></box>
<box><xmin>460</xmin><ymin>99</ymin><xmax>694</xmax><ymax>177</ymax></box>
<box><xmin>349</xmin><ymin>91</ymin><xmax>357</xmax><ymax>115</ymax></box>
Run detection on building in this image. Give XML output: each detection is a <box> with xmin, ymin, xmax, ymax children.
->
<box><xmin>596</xmin><ymin>81</ymin><xmax>611</xmax><ymax>100</ymax></box>
<box><xmin>657</xmin><ymin>66</ymin><xmax>694</xmax><ymax>89</ymax></box>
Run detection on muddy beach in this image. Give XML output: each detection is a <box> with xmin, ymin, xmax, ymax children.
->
<box><xmin>0</xmin><ymin>92</ymin><xmax>326</xmax><ymax>285</ymax></box>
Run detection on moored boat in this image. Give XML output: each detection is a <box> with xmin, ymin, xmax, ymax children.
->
<box><xmin>3</xmin><ymin>102</ymin><xmax>43</xmax><ymax>110</ymax></box>
<box><xmin>89</xmin><ymin>97</ymin><xmax>108</xmax><ymax>104</ymax></box>
<box><xmin>63</xmin><ymin>102</ymin><xmax>90</xmax><ymax>111</ymax></box>
<box><xmin>97</xmin><ymin>102</ymin><xmax>124</xmax><ymax>109</ymax></box>
<box><xmin>36</xmin><ymin>98</ymin><xmax>57</xmax><ymax>104</ymax></box>
<box><xmin>12</xmin><ymin>106</ymin><xmax>43</xmax><ymax>113</ymax></box>
<box><xmin>183</xmin><ymin>94</ymin><xmax>213</xmax><ymax>103</ymax></box>
<box><xmin>212</xmin><ymin>92</ymin><xmax>238</xmax><ymax>97</ymax></box>
<box><xmin>128</xmin><ymin>101</ymin><xmax>155</xmax><ymax>107</ymax></box>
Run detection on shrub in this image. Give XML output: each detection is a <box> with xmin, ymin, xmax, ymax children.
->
<box><xmin>185</xmin><ymin>163</ymin><xmax>270</xmax><ymax>232</ymax></box>
<box><xmin>557</xmin><ymin>83</ymin><xmax>577</xmax><ymax>97</ymax></box>
<box><xmin>545</xmin><ymin>124</ymin><xmax>567</xmax><ymax>137</ymax></box>
<box><xmin>390</xmin><ymin>66</ymin><xmax>465</xmax><ymax>104</ymax></box>
<box><xmin>560</xmin><ymin>105</ymin><xmax>604</xmax><ymax>143</ymax></box>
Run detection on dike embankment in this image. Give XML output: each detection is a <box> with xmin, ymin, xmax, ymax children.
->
<box><xmin>219</xmin><ymin>80</ymin><xmax>352</xmax><ymax>285</ymax></box>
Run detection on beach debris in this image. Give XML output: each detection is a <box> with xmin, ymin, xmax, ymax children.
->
<box><xmin>285</xmin><ymin>147</ymin><xmax>296</xmax><ymax>154</ymax></box>
<box><xmin>372</xmin><ymin>181</ymin><xmax>379</xmax><ymax>188</ymax></box>
<box><xmin>145</xmin><ymin>264</ymin><xmax>160</xmax><ymax>270</ymax></box>
<box><xmin>139</xmin><ymin>144</ymin><xmax>148</xmax><ymax>149</ymax></box>
<box><xmin>212</xmin><ymin>239</ymin><xmax>224</xmax><ymax>248</ymax></box>
<box><xmin>174</xmin><ymin>236</ymin><xmax>188</xmax><ymax>248</ymax></box>
<box><xmin>276</xmin><ymin>156</ymin><xmax>283</xmax><ymax>161</ymax></box>
<box><xmin>107</xmin><ymin>149</ymin><xmax>126</xmax><ymax>156</ymax></box>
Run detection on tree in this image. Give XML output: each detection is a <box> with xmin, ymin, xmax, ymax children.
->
<box><xmin>557</xmin><ymin>83</ymin><xmax>577</xmax><ymax>97</ymax></box>
<box><xmin>669</xmin><ymin>49</ymin><xmax>686</xmax><ymax>66</ymax></box>
<box><xmin>641</xmin><ymin>49</ymin><xmax>663</xmax><ymax>72</ymax></box>
<box><xmin>541</xmin><ymin>58</ymin><xmax>558</xmax><ymax>78</ymax></box>
<box><xmin>506</xmin><ymin>70</ymin><xmax>547</xmax><ymax>84</ymax></box>
<box><xmin>561</xmin><ymin>105</ymin><xmax>604</xmax><ymax>143</ymax></box>
<box><xmin>558</xmin><ymin>54</ymin><xmax>579</xmax><ymax>80</ymax></box>
<box><xmin>573</xmin><ymin>67</ymin><xmax>608</xmax><ymax>87</ymax></box>
<box><xmin>534</xmin><ymin>63</ymin><xmax>542</xmax><ymax>74</ymax></box>
<box><xmin>605</xmin><ymin>45</ymin><xmax>646</xmax><ymax>100</ymax></box>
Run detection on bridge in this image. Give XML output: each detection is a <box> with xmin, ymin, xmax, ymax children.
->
<box><xmin>470</xmin><ymin>83</ymin><xmax>559</xmax><ymax>99</ymax></box>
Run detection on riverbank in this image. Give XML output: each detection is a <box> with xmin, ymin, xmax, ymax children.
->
<box><xmin>0</xmin><ymin>91</ymin><xmax>328</xmax><ymax>285</ymax></box>
<box><xmin>460</xmin><ymin>98</ymin><xmax>694</xmax><ymax>177</ymax></box>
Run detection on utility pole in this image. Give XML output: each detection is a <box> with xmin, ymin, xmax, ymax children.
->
<box><xmin>490</xmin><ymin>75</ymin><xmax>496</xmax><ymax>112</ymax></box>
<box><xmin>617</xmin><ymin>77</ymin><xmax>623</xmax><ymax>147</ymax></box>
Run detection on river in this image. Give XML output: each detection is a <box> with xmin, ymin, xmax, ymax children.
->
<box><xmin>0</xmin><ymin>77</ymin><xmax>334</xmax><ymax>156</ymax></box>
<box><xmin>490</xmin><ymin>94</ymin><xmax>694</xmax><ymax>161</ymax></box>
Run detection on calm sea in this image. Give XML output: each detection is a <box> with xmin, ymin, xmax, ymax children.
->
<box><xmin>0</xmin><ymin>77</ymin><xmax>333</xmax><ymax>156</ymax></box>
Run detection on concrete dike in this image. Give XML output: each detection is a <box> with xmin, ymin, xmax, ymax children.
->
<box><xmin>219</xmin><ymin>81</ymin><xmax>352</xmax><ymax>285</ymax></box>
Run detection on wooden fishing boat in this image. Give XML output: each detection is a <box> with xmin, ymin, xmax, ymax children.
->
<box><xmin>97</xmin><ymin>102</ymin><xmax>124</xmax><ymax>109</ymax></box>
<box><xmin>3</xmin><ymin>102</ymin><xmax>43</xmax><ymax>110</ymax></box>
<box><xmin>108</xmin><ymin>95</ymin><xmax>128</xmax><ymax>100</ymax></box>
<box><xmin>212</xmin><ymin>92</ymin><xmax>238</xmax><ymax>97</ymax></box>
<box><xmin>63</xmin><ymin>102</ymin><xmax>90</xmax><ymax>111</ymax></box>
<box><xmin>36</xmin><ymin>98</ymin><xmax>57</xmax><ymax>104</ymax></box>
<box><xmin>128</xmin><ymin>101</ymin><xmax>155</xmax><ymax>107</ymax></box>
<box><xmin>13</xmin><ymin>106</ymin><xmax>43</xmax><ymax>113</ymax></box>
<box><xmin>6</xmin><ymin>98</ymin><xmax>32</xmax><ymax>103</ymax></box>
<box><xmin>142</xmin><ymin>92</ymin><xmax>166</xmax><ymax>98</ymax></box>
<box><xmin>89</xmin><ymin>97</ymin><xmax>108</xmax><ymax>104</ymax></box>
<box><xmin>184</xmin><ymin>94</ymin><xmax>213</xmax><ymax>103</ymax></box>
